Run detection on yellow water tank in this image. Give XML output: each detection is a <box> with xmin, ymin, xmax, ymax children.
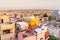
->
<box><xmin>31</xmin><ymin>17</ymin><xmax>40</xmax><ymax>26</ymax></box>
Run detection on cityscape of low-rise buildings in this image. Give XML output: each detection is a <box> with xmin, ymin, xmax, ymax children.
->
<box><xmin>0</xmin><ymin>9</ymin><xmax>60</xmax><ymax>40</ymax></box>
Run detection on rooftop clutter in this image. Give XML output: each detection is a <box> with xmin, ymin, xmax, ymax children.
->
<box><xmin>18</xmin><ymin>24</ymin><xmax>50</xmax><ymax>40</ymax></box>
<box><xmin>0</xmin><ymin>10</ymin><xmax>53</xmax><ymax>40</ymax></box>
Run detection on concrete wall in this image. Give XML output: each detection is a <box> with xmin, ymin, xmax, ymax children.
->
<box><xmin>0</xmin><ymin>23</ymin><xmax>15</xmax><ymax>40</ymax></box>
<box><xmin>18</xmin><ymin>32</ymin><xmax>45</xmax><ymax>40</ymax></box>
<box><xmin>0</xmin><ymin>15</ymin><xmax>9</xmax><ymax>23</ymax></box>
<box><xmin>24</xmin><ymin>35</ymin><xmax>36</xmax><ymax>40</ymax></box>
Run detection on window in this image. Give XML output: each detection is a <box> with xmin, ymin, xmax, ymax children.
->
<box><xmin>23</xmin><ymin>35</ymin><xmax>27</xmax><ymax>38</ymax></box>
<box><xmin>40</xmin><ymin>38</ymin><xmax>43</xmax><ymax>40</ymax></box>
<box><xmin>3</xmin><ymin>30</ymin><xmax>10</xmax><ymax>34</ymax></box>
<box><xmin>1</xmin><ymin>19</ymin><xmax>3</xmax><ymax>23</ymax></box>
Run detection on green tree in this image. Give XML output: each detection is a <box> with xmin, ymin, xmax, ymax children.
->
<box><xmin>48</xmin><ymin>15</ymin><xmax>56</xmax><ymax>21</ymax></box>
<box><xmin>49</xmin><ymin>35</ymin><xmax>60</xmax><ymax>40</ymax></box>
<box><xmin>58</xmin><ymin>26</ymin><xmax>60</xmax><ymax>28</ymax></box>
<box><xmin>43</xmin><ymin>14</ymin><xmax>48</xmax><ymax>17</ymax></box>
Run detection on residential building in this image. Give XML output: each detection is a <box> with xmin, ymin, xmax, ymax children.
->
<box><xmin>0</xmin><ymin>15</ymin><xmax>15</xmax><ymax>40</ymax></box>
<box><xmin>18</xmin><ymin>25</ymin><xmax>50</xmax><ymax>40</ymax></box>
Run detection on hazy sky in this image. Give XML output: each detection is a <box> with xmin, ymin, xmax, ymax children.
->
<box><xmin>0</xmin><ymin>0</ymin><xmax>60</xmax><ymax>10</ymax></box>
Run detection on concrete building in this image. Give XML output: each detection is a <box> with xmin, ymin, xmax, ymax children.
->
<box><xmin>53</xmin><ymin>10</ymin><xmax>59</xmax><ymax>20</ymax></box>
<box><xmin>48</xmin><ymin>26</ymin><xmax>60</xmax><ymax>38</ymax></box>
<box><xmin>0</xmin><ymin>15</ymin><xmax>9</xmax><ymax>23</ymax></box>
<box><xmin>16</xmin><ymin>21</ymin><xmax>29</xmax><ymax>31</ymax></box>
<box><xmin>18</xmin><ymin>25</ymin><xmax>50</xmax><ymax>40</ymax></box>
<box><xmin>0</xmin><ymin>14</ymin><xmax>15</xmax><ymax>40</ymax></box>
<box><xmin>0</xmin><ymin>23</ymin><xmax>15</xmax><ymax>40</ymax></box>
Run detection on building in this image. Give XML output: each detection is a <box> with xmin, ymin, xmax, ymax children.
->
<box><xmin>48</xmin><ymin>26</ymin><xmax>60</xmax><ymax>38</ymax></box>
<box><xmin>0</xmin><ymin>15</ymin><xmax>15</xmax><ymax>40</ymax></box>
<box><xmin>0</xmin><ymin>15</ymin><xmax>9</xmax><ymax>23</ymax></box>
<box><xmin>53</xmin><ymin>10</ymin><xmax>59</xmax><ymax>20</ymax></box>
<box><xmin>16</xmin><ymin>21</ymin><xmax>29</xmax><ymax>31</ymax></box>
<box><xmin>0</xmin><ymin>23</ymin><xmax>15</xmax><ymax>40</ymax></box>
<box><xmin>18</xmin><ymin>25</ymin><xmax>50</xmax><ymax>40</ymax></box>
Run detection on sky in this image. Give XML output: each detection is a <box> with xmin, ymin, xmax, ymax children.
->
<box><xmin>0</xmin><ymin>0</ymin><xmax>60</xmax><ymax>10</ymax></box>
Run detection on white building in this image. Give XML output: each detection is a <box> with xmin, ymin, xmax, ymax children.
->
<box><xmin>16</xmin><ymin>21</ymin><xmax>29</xmax><ymax>31</ymax></box>
<box><xmin>18</xmin><ymin>25</ymin><xmax>49</xmax><ymax>40</ymax></box>
<box><xmin>48</xmin><ymin>26</ymin><xmax>60</xmax><ymax>38</ymax></box>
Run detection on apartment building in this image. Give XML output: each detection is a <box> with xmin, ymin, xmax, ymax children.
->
<box><xmin>0</xmin><ymin>14</ymin><xmax>15</xmax><ymax>40</ymax></box>
<box><xmin>53</xmin><ymin>10</ymin><xmax>59</xmax><ymax>20</ymax></box>
<box><xmin>18</xmin><ymin>25</ymin><xmax>50</xmax><ymax>40</ymax></box>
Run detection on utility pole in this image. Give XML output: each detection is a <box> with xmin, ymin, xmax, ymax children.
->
<box><xmin>0</xmin><ymin>19</ymin><xmax>1</xmax><ymax>40</ymax></box>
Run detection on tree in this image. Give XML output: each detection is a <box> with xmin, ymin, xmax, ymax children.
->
<box><xmin>49</xmin><ymin>35</ymin><xmax>60</xmax><ymax>40</ymax></box>
<box><xmin>48</xmin><ymin>15</ymin><xmax>56</xmax><ymax>27</ymax></box>
<box><xmin>43</xmin><ymin>14</ymin><xmax>48</xmax><ymax>17</ymax></box>
<box><xmin>48</xmin><ymin>15</ymin><xmax>56</xmax><ymax>21</ymax></box>
<box><xmin>58</xmin><ymin>26</ymin><xmax>60</xmax><ymax>28</ymax></box>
